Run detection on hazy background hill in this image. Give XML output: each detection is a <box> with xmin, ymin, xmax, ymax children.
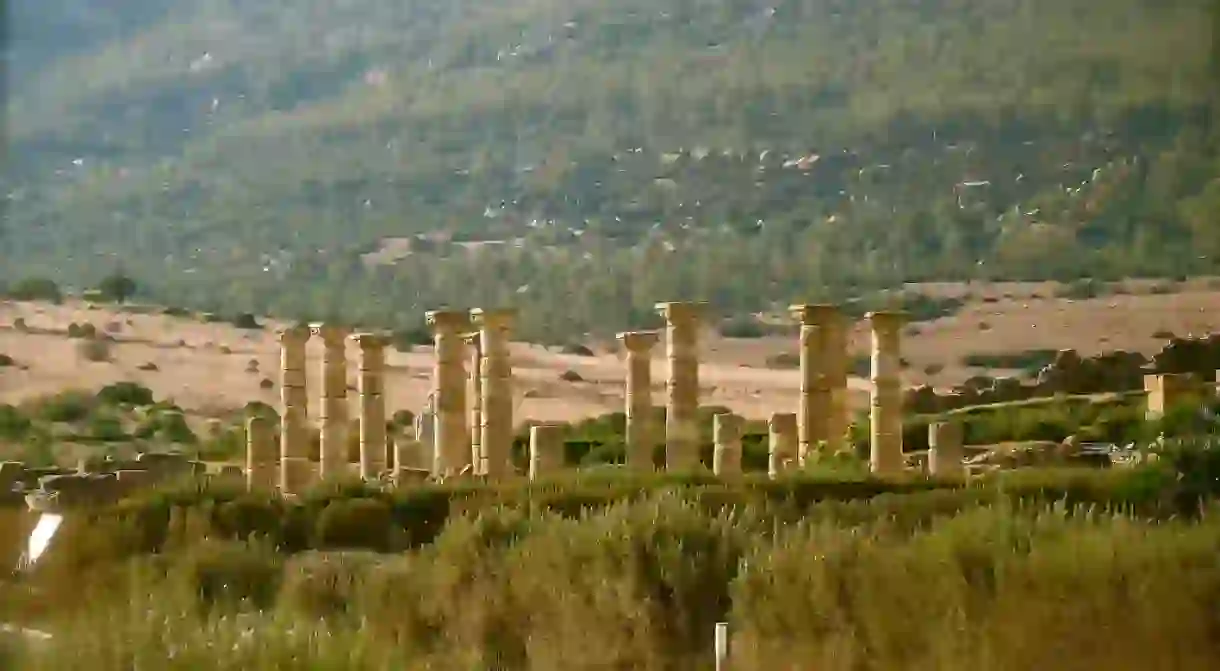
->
<box><xmin>4</xmin><ymin>0</ymin><xmax>1219</xmax><ymax>340</ymax></box>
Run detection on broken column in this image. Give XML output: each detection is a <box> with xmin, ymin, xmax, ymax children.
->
<box><xmin>824</xmin><ymin>309</ymin><xmax>851</xmax><ymax>456</ymax></box>
<box><xmin>712</xmin><ymin>412</ymin><xmax>743</xmax><ymax>478</ymax></box>
<box><xmin>471</xmin><ymin>308</ymin><xmax>517</xmax><ymax>478</ymax></box>
<box><xmin>868</xmin><ymin>311</ymin><xmax>907</xmax><ymax>475</ymax></box>
<box><xmin>352</xmin><ymin>332</ymin><xmax>389</xmax><ymax>480</ymax></box>
<box><xmin>617</xmin><ymin>330</ymin><xmax>660</xmax><ymax>471</ymax></box>
<box><xmin>464</xmin><ymin>331</ymin><xmax>484</xmax><ymax>475</ymax></box>
<box><xmin>311</xmin><ymin>323</ymin><xmax>351</xmax><ymax>479</ymax></box>
<box><xmin>278</xmin><ymin>325</ymin><xmax>315</xmax><ymax>494</ymax></box>
<box><xmin>528</xmin><ymin>423</ymin><xmax>565</xmax><ymax>480</ymax></box>
<box><xmin>928</xmin><ymin>421</ymin><xmax>965</xmax><ymax>478</ymax></box>
<box><xmin>245</xmin><ymin>415</ymin><xmax>277</xmax><ymax>491</ymax></box>
<box><xmin>426</xmin><ymin>310</ymin><xmax>471</xmax><ymax>477</ymax></box>
<box><xmin>655</xmin><ymin>302</ymin><xmax>705</xmax><ymax>471</ymax></box>
<box><xmin>768</xmin><ymin>412</ymin><xmax>798</xmax><ymax>479</ymax></box>
<box><xmin>1144</xmin><ymin>373</ymin><xmax>1207</xmax><ymax>420</ymax></box>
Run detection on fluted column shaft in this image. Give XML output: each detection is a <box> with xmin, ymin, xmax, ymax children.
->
<box><xmin>768</xmin><ymin>412</ymin><xmax>797</xmax><ymax>479</ymax></box>
<box><xmin>464</xmin><ymin>332</ymin><xmax>484</xmax><ymax>475</ymax></box>
<box><xmin>472</xmin><ymin>308</ymin><xmax>517</xmax><ymax>478</ymax></box>
<box><xmin>656</xmin><ymin>302</ymin><xmax>705</xmax><ymax>471</ymax></box>
<box><xmin>278</xmin><ymin>326</ymin><xmax>314</xmax><ymax>494</ymax></box>
<box><xmin>352</xmin><ymin>333</ymin><xmax>389</xmax><ymax>480</ymax></box>
<box><xmin>312</xmin><ymin>324</ymin><xmax>351</xmax><ymax>479</ymax></box>
<box><xmin>868</xmin><ymin>311</ymin><xmax>907</xmax><ymax>475</ymax></box>
<box><xmin>928</xmin><ymin>421</ymin><xmax>965</xmax><ymax>478</ymax></box>
<box><xmin>528</xmin><ymin>423</ymin><xmax>565</xmax><ymax>480</ymax></box>
<box><xmin>617</xmin><ymin>331</ymin><xmax>660</xmax><ymax>471</ymax></box>
<box><xmin>426</xmin><ymin>310</ymin><xmax>470</xmax><ymax>477</ymax></box>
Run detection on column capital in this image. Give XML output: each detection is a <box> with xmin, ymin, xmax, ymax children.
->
<box><xmin>865</xmin><ymin>310</ymin><xmax>909</xmax><ymax>332</ymax></box>
<box><xmin>470</xmin><ymin>307</ymin><xmax>517</xmax><ymax>329</ymax></box>
<box><xmin>349</xmin><ymin>332</ymin><xmax>392</xmax><ymax>350</ymax></box>
<box><xmin>277</xmin><ymin>325</ymin><xmax>312</xmax><ymax>345</ymax></box>
<box><xmin>788</xmin><ymin>303</ymin><xmax>843</xmax><ymax>326</ymax></box>
<box><xmin>309</xmin><ymin>323</ymin><xmax>351</xmax><ymax>345</ymax></box>
<box><xmin>425</xmin><ymin>309</ymin><xmax>472</xmax><ymax>332</ymax></box>
<box><xmin>617</xmin><ymin>330</ymin><xmax>661</xmax><ymax>352</ymax></box>
<box><xmin>654</xmin><ymin>301</ymin><xmax>707</xmax><ymax>323</ymax></box>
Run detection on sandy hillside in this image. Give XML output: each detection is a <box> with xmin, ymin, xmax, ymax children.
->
<box><xmin>2</xmin><ymin>279</ymin><xmax>1219</xmax><ymax>424</ymax></box>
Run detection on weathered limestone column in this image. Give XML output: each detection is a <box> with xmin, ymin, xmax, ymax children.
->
<box><xmin>352</xmin><ymin>332</ymin><xmax>389</xmax><ymax>480</ymax></box>
<box><xmin>788</xmin><ymin>304</ymin><xmax>843</xmax><ymax>463</ymax></box>
<box><xmin>823</xmin><ymin>310</ymin><xmax>851</xmax><ymax>455</ymax></box>
<box><xmin>868</xmin><ymin>311</ymin><xmax>907</xmax><ymax>475</ymax></box>
<box><xmin>712</xmin><ymin>412</ymin><xmax>743</xmax><ymax>478</ymax></box>
<box><xmin>245</xmin><ymin>415</ymin><xmax>277</xmax><ymax>491</ymax></box>
<box><xmin>426</xmin><ymin>310</ymin><xmax>471</xmax><ymax>477</ymax></box>
<box><xmin>928</xmin><ymin>421</ymin><xmax>965</xmax><ymax>478</ymax></box>
<box><xmin>768</xmin><ymin>412</ymin><xmax>798</xmax><ymax>479</ymax></box>
<box><xmin>278</xmin><ymin>326</ymin><xmax>314</xmax><ymax>494</ymax></box>
<box><xmin>529</xmin><ymin>423</ymin><xmax>565</xmax><ymax>480</ymax></box>
<box><xmin>311</xmin><ymin>323</ymin><xmax>351</xmax><ymax>479</ymax></box>
<box><xmin>655</xmin><ymin>302</ymin><xmax>705</xmax><ymax>471</ymax></box>
<box><xmin>617</xmin><ymin>330</ymin><xmax>660</xmax><ymax>471</ymax></box>
<box><xmin>471</xmin><ymin>308</ymin><xmax>517</xmax><ymax>478</ymax></box>
<box><xmin>463</xmin><ymin>331</ymin><xmax>484</xmax><ymax>475</ymax></box>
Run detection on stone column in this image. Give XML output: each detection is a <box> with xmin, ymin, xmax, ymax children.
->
<box><xmin>245</xmin><ymin>415</ymin><xmax>277</xmax><ymax>491</ymax></box>
<box><xmin>463</xmin><ymin>331</ymin><xmax>484</xmax><ymax>475</ymax></box>
<box><xmin>928</xmin><ymin>421</ymin><xmax>965</xmax><ymax>478</ymax></box>
<box><xmin>787</xmin><ymin>304</ymin><xmax>845</xmax><ymax>463</ymax></box>
<box><xmin>655</xmin><ymin>302</ymin><xmax>705</xmax><ymax>471</ymax></box>
<box><xmin>712</xmin><ymin>412</ymin><xmax>742</xmax><ymax>478</ymax></box>
<box><xmin>311</xmin><ymin>323</ymin><xmax>351</xmax><ymax>479</ymax></box>
<box><xmin>868</xmin><ymin>311</ymin><xmax>907</xmax><ymax>475</ymax></box>
<box><xmin>471</xmin><ymin>308</ymin><xmax>517</xmax><ymax>478</ymax></box>
<box><xmin>529</xmin><ymin>423</ymin><xmax>565</xmax><ymax>480</ymax></box>
<box><xmin>352</xmin><ymin>332</ymin><xmax>389</xmax><ymax>480</ymax></box>
<box><xmin>823</xmin><ymin>310</ymin><xmax>851</xmax><ymax>456</ymax></box>
<box><xmin>426</xmin><ymin>310</ymin><xmax>471</xmax><ymax>477</ymax></box>
<box><xmin>768</xmin><ymin>412</ymin><xmax>797</xmax><ymax>479</ymax></box>
<box><xmin>278</xmin><ymin>326</ymin><xmax>314</xmax><ymax>494</ymax></box>
<box><xmin>617</xmin><ymin>330</ymin><xmax>660</xmax><ymax>471</ymax></box>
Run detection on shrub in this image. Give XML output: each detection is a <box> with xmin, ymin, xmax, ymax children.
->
<box><xmin>315</xmin><ymin>498</ymin><xmax>394</xmax><ymax>551</ymax></box>
<box><xmin>76</xmin><ymin>337</ymin><xmax>112</xmax><ymax>362</ymax></box>
<box><xmin>181</xmin><ymin>539</ymin><xmax>282</xmax><ymax>610</ymax></box>
<box><xmin>96</xmin><ymin>381</ymin><xmax>155</xmax><ymax>407</ymax></box>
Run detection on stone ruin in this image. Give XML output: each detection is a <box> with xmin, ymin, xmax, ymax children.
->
<box><xmin>905</xmin><ymin>334</ymin><xmax>1220</xmax><ymax>414</ymax></box>
<box><xmin>1</xmin><ymin>451</ymin><xmax>223</xmax><ymax>513</ymax></box>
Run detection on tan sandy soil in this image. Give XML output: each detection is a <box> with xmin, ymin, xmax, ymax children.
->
<box><xmin>2</xmin><ymin>277</ymin><xmax>1219</xmax><ymax>424</ymax></box>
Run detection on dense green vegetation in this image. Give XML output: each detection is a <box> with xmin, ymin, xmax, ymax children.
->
<box><xmin>3</xmin><ymin>443</ymin><xmax>1220</xmax><ymax>669</ymax></box>
<box><xmin>5</xmin><ymin>0</ymin><xmax>1220</xmax><ymax>340</ymax></box>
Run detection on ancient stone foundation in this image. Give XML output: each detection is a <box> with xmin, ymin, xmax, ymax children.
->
<box><xmin>868</xmin><ymin>311</ymin><xmax>907</xmax><ymax>476</ymax></box>
<box><xmin>618</xmin><ymin>330</ymin><xmax>660</xmax><ymax>472</ymax></box>
<box><xmin>656</xmin><ymin>302</ymin><xmax>705</xmax><ymax>471</ymax></box>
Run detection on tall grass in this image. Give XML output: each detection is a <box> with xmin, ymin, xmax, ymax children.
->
<box><xmin>4</xmin><ymin>476</ymin><xmax>1220</xmax><ymax>670</ymax></box>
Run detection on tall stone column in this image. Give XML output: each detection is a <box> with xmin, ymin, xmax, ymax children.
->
<box><xmin>928</xmin><ymin>421</ymin><xmax>965</xmax><ymax>478</ymax></box>
<box><xmin>463</xmin><ymin>331</ymin><xmax>484</xmax><ymax>475</ymax></box>
<box><xmin>351</xmin><ymin>332</ymin><xmax>389</xmax><ymax>480</ymax></box>
<box><xmin>823</xmin><ymin>310</ymin><xmax>851</xmax><ymax>456</ymax></box>
<box><xmin>528</xmin><ymin>423</ymin><xmax>565</xmax><ymax>480</ymax></box>
<box><xmin>245</xmin><ymin>415</ymin><xmax>277</xmax><ymax>491</ymax></box>
<box><xmin>311</xmin><ymin>323</ymin><xmax>351</xmax><ymax>479</ymax></box>
<box><xmin>471</xmin><ymin>308</ymin><xmax>517</xmax><ymax>478</ymax></box>
<box><xmin>712</xmin><ymin>412</ymin><xmax>742</xmax><ymax>478</ymax></box>
<box><xmin>278</xmin><ymin>326</ymin><xmax>314</xmax><ymax>494</ymax></box>
<box><xmin>655</xmin><ymin>302</ymin><xmax>705</xmax><ymax>471</ymax></box>
<box><xmin>768</xmin><ymin>412</ymin><xmax>797</xmax><ymax>479</ymax></box>
<box><xmin>617</xmin><ymin>330</ymin><xmax>660</xmax><ymax>471</ymax></box>
<box><xmin>788</xmin><ymin>304</ymin><xmax>843</xmax><ymax>463</ymax></box>
<box><xmin>426</xmin><ymin>310</ymin><xmax>471</xmax><ymax>477</ymax></box>
<box><xmin>868</xmin><ymin>311</ymin><xmax>907</xmax><ymax>475</ymax></box>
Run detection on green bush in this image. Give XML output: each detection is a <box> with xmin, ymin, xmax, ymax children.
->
<box><xmin>96</xmin><ymin>382</ymin><xmax>155</xmax><ymax>407</ymax></box>
<box><xmin>315</xmin><ymin>498</ymin><xmax>394</xmax><ymax>551</ymax></box>
<box><xmin>181</xmin><ymin>539</ymin><xmax>282</xmax><ymax>610</ymax></box>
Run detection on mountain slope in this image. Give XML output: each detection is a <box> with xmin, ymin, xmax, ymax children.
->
<box><xmin>4</xmin><ymin>0</ymin><xmax>1219</xmax><ymax>339</ymax></box>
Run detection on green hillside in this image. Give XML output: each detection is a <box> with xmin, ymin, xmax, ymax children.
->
<box><xmin>5</xmin><ymin>0</ymin><xmax>1220</xmax><ymax>339</ymax></box>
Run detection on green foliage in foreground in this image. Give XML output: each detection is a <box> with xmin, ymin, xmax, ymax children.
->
<box><xmin>1</xmin><ymin>448</ymin><xmax>1220</xmax><ymax>669</ymax></box>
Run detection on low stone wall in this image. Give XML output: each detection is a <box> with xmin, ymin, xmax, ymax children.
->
<box><xmin>2</xmin><ymin>452</ymin><xmax>212</xmax><ymax>513</ymax></box>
